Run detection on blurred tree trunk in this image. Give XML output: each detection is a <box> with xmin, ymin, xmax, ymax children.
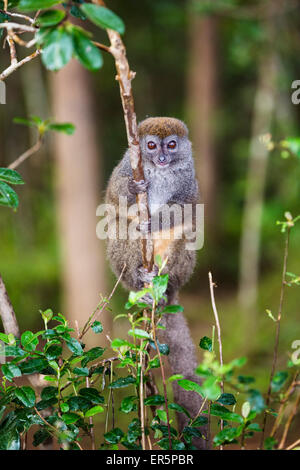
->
<box><xmin>50</xmin><ymin>59</ymin><xmax>109</xmax><ymax>347</ymax></box>
<box><xmin>187</xmin><ymin>14</ymin><xmax>218</xmax><ymax>232</ymax></box>
<box><xmin>238</xmin><ymin>7</ymin><xmax>278</xmax><ymax>332</ymax></box>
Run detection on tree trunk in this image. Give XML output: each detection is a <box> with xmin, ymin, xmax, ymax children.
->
<box><xmin>50</xmin><ymin>59</ymin><xmax>109</xmax><ymax>346</ymax></box>
<box><xmin>186</xmin><ymin>14</ymin><xmax>218</xmax><ymax>232</ymax></box>
<box><xmin>238</xmin><ymin>11</ymin><xmax>278</xmax><ymax>333</ymax></box>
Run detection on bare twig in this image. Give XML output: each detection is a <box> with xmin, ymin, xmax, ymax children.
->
<box><xmin>208</xmin><ymin>272</ymin><xmax>224</xmax><ymax>445</ymax></box>
<box><xmin>0</xmin><ymin>22</ymin><xmax>37</xmax><ymax>33</ymax></box>
<box><xmin>8</xmin><ymin>135</ymin><xmax>42</xmax><ymax>170</ymax></box>
<box><xmin>286</xmin><ymin>437</ymin><xmax>300</xmax><ymax>451</ymax></box>
<box><xmin>0</xmin><ymin>49</ymin><xmax>40</xmax><ymax>81</ymax></box>
<box><xmin>0</xmin><ymin>274</ymin><xmax>20</xmax><ymax>337</ymax></box>
<box><xmin>0</xmin><ymin>9</ymin><xmax>35</xmax><ymax>24</ymax></box>
<box><xmin>93</xmin><ymin>41</ymin><xmax>111</xmax><ymax>54</ymax></box>
<box><xmin>278</xmin><ymin>393</ymin><xmax>300</xmax><ymax>449</ymax></box>
<box><xmin>79</xmin><ymin>263</ymin><xmax>126</xmax><ymax>339</ymax></box>
<box><xmin>260</xmin><ymin>227</ymin><xmax>290</xmax><ymax>448</ymax></box>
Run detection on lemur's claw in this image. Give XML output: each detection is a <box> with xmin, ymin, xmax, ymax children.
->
<box><xmin>128</xmin><ymin>178</ymin><xmax>149</xmax><ymax>195</ymax></box>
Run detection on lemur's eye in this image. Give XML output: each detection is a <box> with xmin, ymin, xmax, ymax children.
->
<box><xmin>167</xmin><ymin>140</ymin><xmax>177</xmax><ymax>149</ymax></box>
<box><xmin>147</xmin><ymin>141</ymin><xmax>156</xmax><ymax>150</ymax></box>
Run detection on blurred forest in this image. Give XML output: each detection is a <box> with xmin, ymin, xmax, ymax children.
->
<box><xmin>0</xmin><ymin>0</ymin><xmax>300</xmax><ymax>391</ymax></box>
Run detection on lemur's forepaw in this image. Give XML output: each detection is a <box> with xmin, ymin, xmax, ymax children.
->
<box><xmin>137</xmin><ymin>220</ymin><xmax>152</xmax><ymax>234</ymax></box>
<box><xmin>138</xmin><ymin>265</ymin><xmax>159</xmax><ymax>285</ymax></box>
<box><xmin>128</xmin><ymin>178</ymin><xmax>149</xmax><ymax>195</ymax></box>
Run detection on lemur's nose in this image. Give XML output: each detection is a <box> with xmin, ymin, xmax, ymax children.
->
<box><xmin>159</xmin><ymin>154</ymin><xmax>166</xmax><ymax>162</ymax></box>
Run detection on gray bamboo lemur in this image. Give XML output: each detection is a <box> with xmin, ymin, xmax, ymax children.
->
<box><xmin>105</xmin><ymin>117</ymin><xmax>207</xmax><ymax>448</ymax></box>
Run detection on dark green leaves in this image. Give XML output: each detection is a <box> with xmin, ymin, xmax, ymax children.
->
<box><xmin>217</xmin><ymin>393</ymin><xmax>237</xmax><ymax>406</ymax></box>
<box><xmin>271</xmin><ymin>371</ymin><xmax>288</xmax><ymax>392</ymax></box>
<box><xmin>1</xmin><ymin>363</ymin><xmax>22</xmax><ymax>381</ymax></box>
<box><xmin>19</xmin><ymin>0</ymin><xmax>62</xmax><ymax>10</ymax></box>
<box><xmin>109</xmin><ymin>376</ymin><xmax>136</xmax><ymax>389</ymax></box>
<box><xmin>120</xmin><ymin>396</ymin><xmax>137</xmax><ymax>414</ymax></box>
<box><xmin>14</xmin><ymin>386</ymin><xmax>36</xmax><ymax>408</ymax></box>
<box><xmin>91</xmin><ymin>321</ymin><xmax>103</xmax><ymax>334</ymax></box>
<box><xmin>199</xmin><ymin>336</ymin><xmax>212</xmax><ymax>352</ymax></box>
<box><xmin>0</xmin><ymin>167</ymin><xmax>24</xmax><ymax>210</ymax></box>
<box><xmin>104</xmin><ymin>427</ymin><xmax>124</xmax><ymax>444</ymax></box>
<box><xmin>42</xmin><ymin>28</ymin><xmax>73</xmax><ymax>71</ymax></box>
<box><xmin>66</xmin><ymin>337</ymin><xmax>83</xmax><ymax>356</ymax></box>
<box><xmin>72</xmin><ymin>26</ymin><xmax>103</xmax><ymax>71</ymax></box>
<box><xmin>0</xmin><ymin>168</ymin><xmax>24</xmax><ymax>185</ymax></box>
<box><xmin>47</xmin><ymin>122</ymin><xmax>75</xmax><ymax>135</ymax></box>
<box><xmin>144</xmin><ymin>395</ymin><xmax>165</xmax><ymax>406</ymax></box>
<box><xmin>34</xmin><ymin>9</ymin><xmax>66</xmax><ymax>27</ymax></box>
<box><xmin>206</xmin><ymin>404</ymin><xmax>243</xmax><ymax>423</ymax></box>
<box><xmin>80</xmin><ymin>4</ymin><xmax>125</xmax><ymax>34</ymax></box>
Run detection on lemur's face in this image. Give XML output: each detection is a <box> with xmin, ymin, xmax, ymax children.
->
<box><xmin>140</xmin><ymin>134</ymin><xmax>189</xmax><ymax>168</ymax></box>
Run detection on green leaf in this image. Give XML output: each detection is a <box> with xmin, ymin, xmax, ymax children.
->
<box><xmin>247</xmin><ymin>422</ymin><xmax>262</xmax><ymax>432</ymax></box>
<box><xmin>41</xmin><ymin>386</ymin><xmax>57</xmax><ymax>401</ymax></box>
<box><xmin>91</xmin><ymin>321</ymin><xmax>103</xmax><ymax>334</ymax></box>
<box><xmin>80</xmin><ymin>4</ymin><xmax>125</xmax><ymax>34</ymax></box>
<box><xmin>104</xmin><ymin>427</ymin><xmax>124</xmax><ymax>444</ymax></box>
<box><xmin>1</xmin><ymin>363</ymin><xmax>22</xmax><ymax>381</ymax></box>
<box><xmin>44</xmin><ymin>344</ymin><xmax>62</xmax><ymax>361</ymax></box>
<box><xmin>68</xmin><ymin>396</ymin><xmax>90</xmax><ymax>412</ymax></box>
<box><xmin>109</xmin><ymin>376</ymin><xmax>136</xmax><ymax>389</ymax></box>
<box><xmin>19</xmin><ymin>0</ymin><xmax>62</xmax><ymax>11</ymax></box>
<box><xmin>120</xmin><ymin>396</ymin><xmax>137</xmax><ymax>413</ymax></box>
<box><xmin>73</xmin><ymin>367</ymin><xmax>89</xmax><ymax>376</ymax></box>
<box><xmin>41</xmin><ymin>28</ymin><xmax>73</xmax><ymax>71</ymax></box>
<box><xmin>213</xmin><ymin>426</ymin><xmax>242</xmax><ymax>446</ymax></box>
<box><xmin>191</xmin><ymin>416</ymin><xmax>208</xmax><ymax>427</ymax></box>
<box><xmin>237</xmin><ymin>375</ymin><xmax>255</xmax><ymax>385</ymax></box>
<box><xmin>79</xmin><ymin>388</ymin><xmax>104</xmax><ymax>404</ymax></box>
<box><xmin>0</xmin><ymin>168</ymin><xmax>24</xmax><ymax>185</ymax></box>
<box><xmin>85</xmin><ymin>405</ymin><xmax>104</xmax><ymax>417</ymax></box>
<box><xmin>177</xmin><ymin>379</ymin><xmax>203</xmax><ymax>396</ymax></box>
<box><xmin>217</xmin><ymin>393</ymin><xmax>236</xmax><ymax>406</ymax></box>
<box><xmin>81</xmin><ymin>346</ymin><xmax>105</xmax><ymax>366</ymax></box>
<box><xmin>271</xmin><ymin>371</ymin><xmax>288</xmax><ymax>392</ymax></box>
<box><xmin>48</xmin><ymin>122</ymin><xmax>75</xmax><ymax>135</ymax></box>
<box><xmin>264</xmin><ymin>436</ymin><xmax>277</xmax><ymax>450</ymax></box>
<box><xmin>72</xmin><ymin>27</ymin><xmax>103</xmax><ymax>71</ymax></box>
<box><xmin>152</xmin><ymin>274</ymin><xmax>168</xmax><ymax>302</ymax></box>
<box><xmin>206</xmin><ymin>404</ymin><xmax>243</xmax><ymax>423</ymax></box>
<box><xmin>144</xmin><ymin>395</ymin><xmax>165</xmax><ymax>406</ymax></box>
<box><xmin>157</xmin><ymin>409</ymin><xmax>167</xmax><ymax>422</ymax></box>
<box><xmin>161</xmin><ymin>304</ymin><xmax>184</xmax><ymax>314</ymax></box>
<box><xmin>199</xmin><ymin>336</ymin><xmax>212</xmax><ymax>352</ymax></box>
<box><xmin>21</xmin><ymin>330</ymin><xmax>39</xmax><ymax>351</ymax></box>
<box><xmin>201</xmin><ymin>376</ymin><xmax>221</xmax><ymax>401</ymax></box>
<box><xmin>247</xmin><ymin>389</ymin><xmax>266</xmax><ymax>413</ymax></box>
<box><xmin>15</xmin><ymin>386</ymin><xmax>36</xmax><ymax>407</ymax></box>
<box><xmin>32</xmin><ymin>428</ymin><xmax>51</xmax><ymax>447</ymax></box>
<box><xmin>168</xmin><ymin>402</ymin><xmax>191</xmax><ymax>418</ymax></box>
<box><xmin>34</xmin><ymin>9</ymin><xmax>66</xmax><ymax>27</ymax></box>
<box><xmin>0</xmin><ymin>182</ymin><xmax>19</xmax><ymax>209</ymax></box>
<box><xmin>61</xmin><ymin>412</ymin><xmax>80</xmax><ymax>424</ymax></box>
<box><xmin>19</xmin><ymin>357</ymin><xmax>48</xmax><ymax>374</ymax></box>
<box><xmin>128</xmin><ymin>328</ymin><xmax>151</xmax><ymax>340</ymax></box>
<box><xmin>66</xmin><ymin>337</ymin><xmax>83</xmax><ymax>356</ymax></box>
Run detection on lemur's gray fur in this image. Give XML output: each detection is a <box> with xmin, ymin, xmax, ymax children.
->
<box><xmin>105</xmin><ymin>117</ymin><xmax>207</xmax><ymax>449</ymax></box>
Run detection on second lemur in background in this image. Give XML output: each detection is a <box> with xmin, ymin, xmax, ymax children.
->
<box><xmin>106</xmin><ymin>117</ymin><xmax>207</xmax><ymax>449</ymax></box>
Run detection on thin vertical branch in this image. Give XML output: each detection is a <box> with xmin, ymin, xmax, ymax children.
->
<box><xmin>0</xmin><ymin>274</ymin><xmax>20</xmax><ymax>337</ymax></box>
<box><xmin>92</xmin><ymin>0</ymin><xmax>153</xmax><ymax>272</ymax></box>
<box><xmin>260</xmin><ymin>227</ymin><xmax>290</xmax><ymax>448</ymax></box>
<box><xmin>208</xmin><ymin>272</ymin><xmax>224</xmax><ymax>448</ymax></box>
<box><xmin>151</xmin><ymin>301</ymin><xmax>172</xmax><ymax>450</ymax></box>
